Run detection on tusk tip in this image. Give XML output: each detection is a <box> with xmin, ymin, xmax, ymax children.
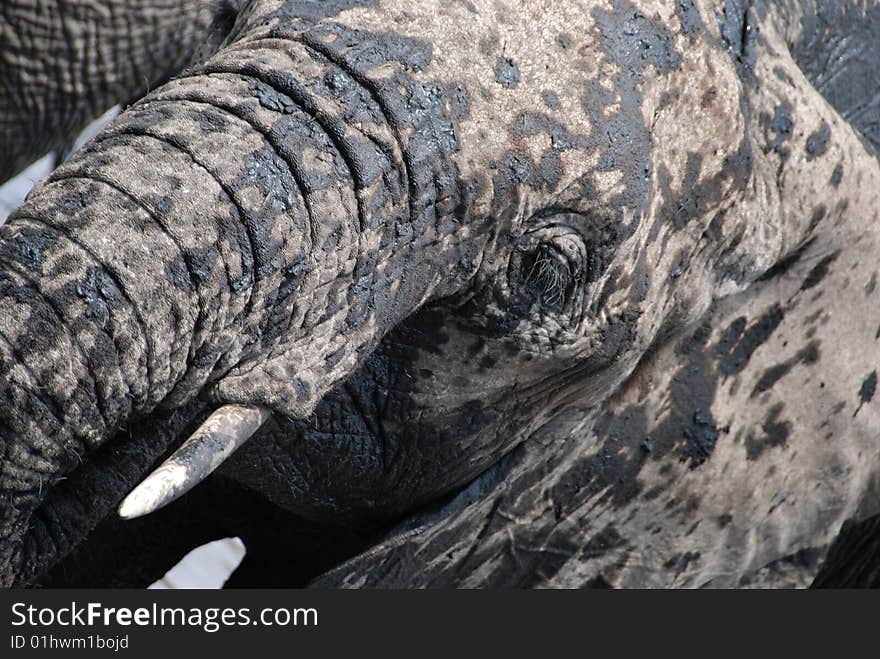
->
<box><xmin>117</xmin><ymin>496</ymin><xmax>151</xmax><ymax>520</ymax></box>
<box><xmin>117</xmin><ymin>491</ymin><xmax>155</xmax><ymax>519</ymax></box>
<box><xmin>118</xmin><ymin>405</ymin><xmax>270</xmax><ymax>520</ymax></box>
<box><xmin>117</xmin><ymin>463</ymin><xmax>190</xmax><ymax>519</ymax></box>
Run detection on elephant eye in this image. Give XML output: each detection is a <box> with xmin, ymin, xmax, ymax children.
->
<box><xmin>514</xmin><ymin>231</ymin><xmax>592</xmax><ymax>312</ymax></box>
<box><xmin>523</xmin><ymin>243</ymin><xmax>575</xmax><ymax>308</ymax></box>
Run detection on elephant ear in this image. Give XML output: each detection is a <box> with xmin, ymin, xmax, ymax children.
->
<box><xmin>312</xmin><ymin>230</ymin><xmax>880</xmax><ymax>588</ymax></box>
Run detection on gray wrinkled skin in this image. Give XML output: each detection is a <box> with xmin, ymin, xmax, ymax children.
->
<box><xmin>0</xmin><ymin>0</ymin><xmax>241</xmax><ymax>183</ymax></box>
<box><xmin>0</xmin><ymin>0</ymin><xmax>878</xmax><ymax>588</ymax></box>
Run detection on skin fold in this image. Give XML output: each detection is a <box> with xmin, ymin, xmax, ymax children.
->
<box><xmin>0</xmin><ymin>0</ymin><xmax>878</xmax><ymax>588</ymax></box>
<box><xmin>0</xmin><ymin>0</ymin><xmax>243</xmax><ymax>183</ymax></box>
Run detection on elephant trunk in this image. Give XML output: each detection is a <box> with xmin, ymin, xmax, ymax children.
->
<box><xmin>0</xmin><ymin>14</ymin><xmax>471</xmax><ymax>584</ymax></box>
<box><xmin>0</xmin><ymin>0</ymin><xmax>241</xmax><ymax>183</ymax></box>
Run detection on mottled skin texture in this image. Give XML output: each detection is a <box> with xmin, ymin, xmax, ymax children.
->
<box><xmin>0</xmin><ymin>0</ymin><xmax>241</xmax><ymax>183</ymax></box>
<box><xmin>0</xmin><ymin>0</ymin><xmax>878</xmax><ymax>588</ymax></box>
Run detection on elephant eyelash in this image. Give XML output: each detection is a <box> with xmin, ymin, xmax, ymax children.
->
<box><xmin>524</xmin><ymin>244</ymin><xmax>576</xmax><ymax>308</ymax></box>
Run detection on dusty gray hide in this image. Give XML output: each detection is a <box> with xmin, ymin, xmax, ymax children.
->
<box><xmin>0</xmin><ymin>0</ymin><xmax>878</xmax><ymax>588</ymax></box>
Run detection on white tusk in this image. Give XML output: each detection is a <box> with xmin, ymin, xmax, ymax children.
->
<box><xmin>117</xmin><ymin>405</ymin><xmax>270</xmax><ymax>520</ymax></box>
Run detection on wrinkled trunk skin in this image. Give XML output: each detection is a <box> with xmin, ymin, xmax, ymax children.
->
<box><xmin>0</xmin><ymin>0</ymin><xmax>479</xmax><ymax>586</ymax></box>
<box><xmin>0</xmin><ymin>0</ymin><xmax>241</xmax><ymax>183</ymax></box>
<box><xmin>0</xmin><ymin>3</ymin><xmax>431</xmax><ymax>585</ymax></box>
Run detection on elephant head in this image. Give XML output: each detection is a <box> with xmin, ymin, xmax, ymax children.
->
<box><xmin>1</xmin><ymin>0</ymin><xmax>879</xmax><ymax>588</ymax></box>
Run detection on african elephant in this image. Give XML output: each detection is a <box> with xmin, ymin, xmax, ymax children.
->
<box><xmin>0</xmin><ymin>0</ymin><xmax>878</xmax><ymax>588</ymax></box>
<box><xmin>0</xmin><ymin>0</ymin><xmax>241</xmax><ymax>184</ymax></box>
